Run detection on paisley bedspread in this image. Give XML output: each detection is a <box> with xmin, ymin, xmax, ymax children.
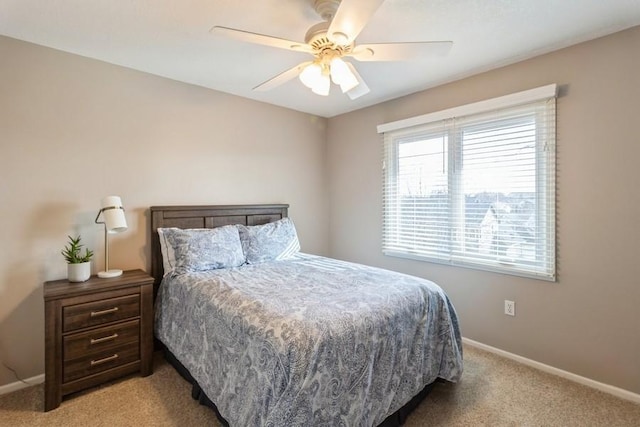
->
<box><xmin>155</xmin><ymin>254</ymin><xmax>463</xmax><ymax>426</ymax></box>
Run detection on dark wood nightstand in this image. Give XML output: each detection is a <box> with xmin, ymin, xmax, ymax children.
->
<box><xmin>43</xmin><ymin>269</ymin><xmax>154</xmax><ymax>411</ymax></box>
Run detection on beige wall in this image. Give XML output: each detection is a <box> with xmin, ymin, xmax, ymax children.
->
<box><xmin>327</xmin><ymin>25</ymin><xmax>640</xmax><ymax>394</ymax></box>
<box><xmin>0</xmin><ymin>36</ymin><xmax>329</xmax><ymax>386</ymax></box>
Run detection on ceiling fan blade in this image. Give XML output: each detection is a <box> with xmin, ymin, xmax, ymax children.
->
<box><xmin>344</xmin><ymin>62</ymin><xmax>370</xmax><ymax>100</ymax></box>
<box><xmin>327</xmin><ymin>0</ymin><xmax>386</xmax><ymax>45</ymax></box>
<box><xmin>349</xmin><ymin>41</ymin><xmax>453</xmax><ymax>61</ymax></box>
<box><xmin>211</xmin><ymin>26</ymin><xmax>312</xmax><ymax>53</ymax></box>
<box><xmin>253</xmin><ymin>62</ymin><xmax>312</xmax><ymax>92</ymax></box>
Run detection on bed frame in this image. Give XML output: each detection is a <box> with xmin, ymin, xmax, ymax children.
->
<box><xmin>148</xmin><ymin>203</ymin><xmax>433</xmax><ymax>427</ymax></box>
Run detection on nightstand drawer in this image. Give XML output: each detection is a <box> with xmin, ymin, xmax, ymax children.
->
<box><xmin>63</xmin><ymin>341</ymin><xmax>140</xmax><ymax>383</ymax></box>
<box><xmin>63</xmin><ymin>319</ymin><xmax>140</xmax><ymax>362</ymax></box>
<box><xmin>63</xmin><ymin>294</ymin><xmax>140</xmax><ymax>332</ymax></box>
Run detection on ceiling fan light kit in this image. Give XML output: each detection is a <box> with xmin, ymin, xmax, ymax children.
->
<box><xmin>212</xmin><ymin>0</ymin><xmax>452</xmax><ymax>99</ymax></box>
<box><xmin>299</xmin><ymin>53</ymin><xmax>359</xmax><ymax>96</ymax></box>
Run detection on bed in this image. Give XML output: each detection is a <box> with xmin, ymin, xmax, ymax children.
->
<box><xmin>150</xmin><ymin>204</ymin><xmax>463</xmax><ymax>426</ymax></box>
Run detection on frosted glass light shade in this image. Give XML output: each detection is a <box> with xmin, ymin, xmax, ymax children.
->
<box><xmin>299</xmin><ymin>63</ymin><xmax>323</xmax><ymax>89</ymax></box>
<box><xmin>311</xmin><ymin>74</ymin><xmax>330</xmax><ymax>96</ymax></box>
<box><xmin>330</xmin><ymin>58</ymin><xmax>359</xmax><ymax>93</ymax></box>
<box><xmin>329</xmin><ymin>58</ymin><xmax>348</xmax><ymax>84</ymax></box>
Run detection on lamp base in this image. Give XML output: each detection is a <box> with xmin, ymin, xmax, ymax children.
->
<box><xmin>98</xmin><ymin>269</ymin><xmax>123</xmax><ymax>278</ymax></box>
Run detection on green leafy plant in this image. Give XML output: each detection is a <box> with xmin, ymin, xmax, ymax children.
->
<box><xmin>61</xmin><ymin>235</ymin><xmax>94</xmax><ymax>264</ymax></box>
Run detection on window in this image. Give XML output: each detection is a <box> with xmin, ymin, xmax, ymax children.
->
<box><xmin>379</xmin><ymin>85</ymin><xmax>556</xmax><ymax>280</ymax></box>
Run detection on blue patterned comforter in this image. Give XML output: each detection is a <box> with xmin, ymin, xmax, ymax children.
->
<box><xmin>155</xmin><ymin>254</ymin><xmax>463</xmax><ymax>426</ymax></box>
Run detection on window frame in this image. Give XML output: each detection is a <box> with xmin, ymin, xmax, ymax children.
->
<box><xmin>379</xmin><ymin>85</ymin><xmax>556</xmax><ymax>281</ymax></box>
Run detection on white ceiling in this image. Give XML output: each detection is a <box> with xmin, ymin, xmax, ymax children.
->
<box><xmin>2</xmin><ymin>0</ymin><xmax>640</xmax><ymax>118</ymax></box>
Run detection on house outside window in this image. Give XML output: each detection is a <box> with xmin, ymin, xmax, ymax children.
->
<box><xmin>379</xmin><ymin>85</ymin><xmax>556</xmax><ymax>280</ymax></box>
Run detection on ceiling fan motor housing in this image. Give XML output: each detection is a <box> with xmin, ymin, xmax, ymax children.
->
<box><xmin>305</xmin><ymin>21</ymin><xmax>353</xmax><ymax>58</ymax></box>
<box><xmin>312</xmin><ymin>0</ymin><xmax>353</xmax><ymax>47</ymax></box>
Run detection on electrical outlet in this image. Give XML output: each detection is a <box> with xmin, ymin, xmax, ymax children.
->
<box><xmin>504</xmin><ymin>300</ymin><xmax>515</xmax><ymax>316</ymax></box>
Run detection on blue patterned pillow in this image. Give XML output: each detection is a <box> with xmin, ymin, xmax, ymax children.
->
<box><xmin>165</xmin><ymin>226</ymin><xmax>246</xmax><ymax>273</ymax></box>
<box><xmin>238</xmin><ymin>218</ymin><xmax>300</xmax><ymax>264</ymax></box>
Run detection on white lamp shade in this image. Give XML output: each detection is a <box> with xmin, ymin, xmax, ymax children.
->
<box><xmin>299</xmin><ymin>63</ymin><xmax>323</xmax><ymax>89</ymax></box>
<box><xmin>311</xmin><ymin>73</ymin><xmax>331</xmax><ymax>96</ymax></box>
<box><xmin>101</xmin><ymin>196</ymin><xmax>127</xmax><ymax>233</ymax></box>
<box><xmin>330</xmin><ymin>58</ymin><xmax>359</xmax><ymax>93</ymax></box>
<box><xmin>329</xmin><ymin>58</ymin><xmax>348</xmax><ymax>84</ymax></box>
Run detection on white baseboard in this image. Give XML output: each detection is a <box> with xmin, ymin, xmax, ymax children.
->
<box><xmin>2</xmin><ymin>340</ymin><xmax>639</xmax><ymax>405</ymax></box>
<box><xmin>462</xmin><ymin>337</ymin><xmax>640</xmax><ymax>405</ymax></box>
<box><xmin>0</xmin><ymin>373</ymin><xmax>44</xmax><ymax>396</ymax></box>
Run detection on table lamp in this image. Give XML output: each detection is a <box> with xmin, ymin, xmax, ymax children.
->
<box><xmin>94</xmin><ymin>196</ymin><xmax>127</xmax><ymax>278</ymax></box>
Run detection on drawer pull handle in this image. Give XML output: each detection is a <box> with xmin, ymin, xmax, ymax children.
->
<box><xmin>90</xmin><ymin>333</ymin><xmax>119</xmax><ymax>345</ymax></box>
<box><xmin>90</xmin><ymin>307</ymin><xmax>119</xmax><ymax>317</ymax></box>
<box><xmin>90</xmin><ymin>354</ymin><xmax>119</xmax><ymax>366</ymax></box>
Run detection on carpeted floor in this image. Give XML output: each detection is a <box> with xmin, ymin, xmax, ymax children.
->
<box><xmin>1</xmin><ymin>344</ymin><xmax>639</xmax><ymax>426</ymax></box>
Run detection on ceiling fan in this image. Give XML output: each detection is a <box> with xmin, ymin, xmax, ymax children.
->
<box><xmin>211</xmin><ymin>0</ymin><xmax>452</xmax><ymax>99</ymax></box>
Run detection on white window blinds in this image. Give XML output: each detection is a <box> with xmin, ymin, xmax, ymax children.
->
<box><xmin>379</xmin><ymin>85</ymin><xmax>556</xmax><ymax>280</ymax></box>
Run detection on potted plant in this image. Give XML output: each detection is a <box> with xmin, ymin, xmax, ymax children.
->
<box><xmin>61</xmin><ymin>235</ymin><xmax>94</xmax><ymax>282</ymax></box>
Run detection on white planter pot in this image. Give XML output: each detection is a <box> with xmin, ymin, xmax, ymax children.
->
<box><xmin>68</xmin><ymin>262</ymin><xmax>91</xmax><ymax>282</ymax></box>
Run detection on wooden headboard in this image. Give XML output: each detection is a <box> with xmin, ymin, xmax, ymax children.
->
<box><xmin>149</xmin><ymin>204</ymin><xmax>289</xmax><ymax>289</ymax></box>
